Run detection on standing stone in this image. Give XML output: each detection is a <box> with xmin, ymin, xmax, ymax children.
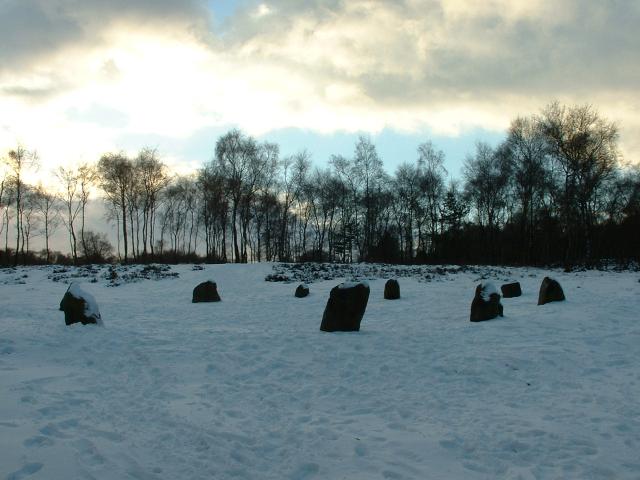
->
<box><xmin>537</xmin><ymin>277</ymin><xmax>565</xmax><ymax>305</ymax></box>
<box><xmin>59</xmin><ymin>283</ymin><xmax>102</xmax><ymax>326</ymax></box>
<box><xmin>192</xmin><ymin>280</ymin><xmax>221</xmax><ymax>303</ymax></box>
<box><xmin>295</xmin><ymin>284</ymin><xmax>310</xmax><ymax>298</ymax></box>
<box><xmin>384</xmin><ymin>279</ymin><xmax>400</xmax><ymax>300</ymax></box>
<box><xmin>320</xmin><ymin>282</ymin><xmax>370</xmax><ymax>332</ymax></box>
<box><xmin>501</xmin><ymin>282</ymin><xmax>522</xmax><ymax>298</ymax></box>
<box><xmin>470</xmin><ymin>282</ymin><xmax>504</xmax><ymax>322</ymax></box>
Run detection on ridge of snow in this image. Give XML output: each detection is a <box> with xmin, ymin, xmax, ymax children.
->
<box><xmin>338</xmin><ymin>280</ymin><xmax>369</xmax><ymax>289</ymax></box>
<box><xmin>480</xmin><ymin>282</ymin><xmax>499</xmax><ymax>301</ymax></box>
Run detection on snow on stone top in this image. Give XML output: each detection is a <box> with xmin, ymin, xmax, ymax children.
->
<box><xmin>68</xmin><ymin>283</ymin><xmax>103</xmax><ymax>325</ymax></box>
<box><xmin>480</xmin><ymin>282</ymin><xmax>498</xmax><ymax>301</ymax></box>
<box><xmin>338</xmin><ymin>280</ymin><xmax>369</xmax><ymax>289</ymax></box>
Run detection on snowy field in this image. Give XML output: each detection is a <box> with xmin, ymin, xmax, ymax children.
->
<box><xmin>1</xmin><ymin>263</ymin><xmax>639</xmax><ymax>480</ymax></box>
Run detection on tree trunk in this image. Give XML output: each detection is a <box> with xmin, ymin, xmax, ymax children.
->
<box><xmin>121</xmin><ymin>191</ymin><xmax>128</xmax><ymax>263</ymax></box>
<box><xmin>232</xmin><ymin>201</ymin><xmax>240</xmax><ymax>263</ymax></box>
<box><xmin>81</xmin><ymin>201</ymin><xmax>87</xmax><ymax>259</ymax></box>
<box><xmin>14</xmin><ymin>180</ymin><xmax>20</xmax><ymax>266</ymax></box>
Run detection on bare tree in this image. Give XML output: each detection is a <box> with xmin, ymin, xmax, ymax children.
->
<box><xmin>159</xmin><ymin>177</ymin><xmax>190</xmax><ymax>257</ymax></box>
<box><xmin>214</xmin><ymin>129</ymin><xmax>260</xmax><ymax>263</ymax></box>
<box><xmin>2</xmin><ymin>186</ymin><xmax>14</xmax><ymax>256</ymax></box>
<box><xmin>56</xmin><ymin>167</ymin><xmax>82</xmax><ymax>263</ymax></box>
<box><xmin>135</xmin><ymin>148</ymin><xmax>169</xmax><ymax>257</ymax></box>
<box><xmin>506</xmin><ymin>116</ymin><xmax>550</xmax><ymax>262</ymax></box>
<box><xmin>238</xmin><ymin>141</ymin><xmax>278</xmax><ymax>263</ymax></box>
<box><xmin>81</xmin><ymin>231</ymin><xmax>114</xmax><ymax>262</ymax></box>
<box><xmin>77</xmin><ymin>163</ymin><xmax>98</xmax><ymax>257</ymax></box>
<box><xmin>198</xmin><ymin>164</ymin><xmax>229</xmax><ymax>262</ymax></box>
<box><xmin>305</xmin><ymin>168</ymin><xmax>339</xmax><ymax>260</ymax></box>
<box><xmin>353</xmin><ymin>135</ymin><xmax>384</xmax><ymax>259</ymax></box>
<box><xmin>278</xmin><ymin>150</ymin><xmax>309</xmax><ymax>260</ymax></box>
<box><xmin>98</xmin><ymin>153</ymin><xmax>134</xmax><ymax>262</ymax></box>
<box><xmin>541</xmin><ymin>102</ymin><xmax>619</xmax><ymax>263</ymax></box>
<box><xmin>125</xmin><ymin>172</ymin><xmax>142</xmax><ymax>260</ymax></box>
<box><xmin>393</xmin><ymin>163</ymin><xmax>421</xmax><ymax>260</ymax></box>
<box><xmin>463</xmin><ymin>142</ymin><xmax>512</xmax><ymax>261</ymax></box>
<box><xmin>33</xmin><ymin>184</ymin><xmax>61</xmax><ymax>263</ymax></box>
<box><xmin>0</xmin><ymin>165</ymin><xmax>11</xmax><ymax>256</ymax></box>
<box><xmin>3</xmin><ymin>145</ymin><xmax>38</xmax><ymax>265</ymax></box>
<box><xmin>292</xmin><ymin>153</ymin><xmax>312</xmax><ymax>258</ymax></box>
<box><xmin>416</xmin><ymin>141</ymin><xmax>447</xmax><ymax>254</ymax></box>
<box><xmin>20</xmin><ymin>186</ymin><xmax>40</xmax><ymax>256</ymax></box>
<box><xmin>330</xmin><ymin>154</ymin><xmax>360</xmax><ymax>262</ymax></box>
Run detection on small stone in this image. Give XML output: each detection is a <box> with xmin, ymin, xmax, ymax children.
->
<box><xmin>501</xmin><ymin>282</ymin><xmax>522</xmax><ymax>298</ymax></box>
<box><xmin>383</xmin><ymin>279</ymin><xmax>400</xmax><ymax>300</ymax></box>
<box><xmin>295</xmin><ymin>284</ymin><xmax>310</xmax><ymax>298</ymax></box>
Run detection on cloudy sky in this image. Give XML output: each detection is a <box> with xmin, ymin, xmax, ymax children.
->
<box><xmin>1</xmin><ymin>0</ymin><xmax>638</xmax><ymax>184</ymax></box>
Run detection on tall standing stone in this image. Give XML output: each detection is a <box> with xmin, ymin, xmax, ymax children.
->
<box><xmin>192</xmin><ymin>280</ymin><xmax>221</xmax><ymax>303</ymax></box>
<box><xmin>320</xmin><ymin>282</ymin><xmax>370</xmax><ymax>332</ymax></box>
<box><xmin>537</xmin><ymin>277</ymin><xmax>565</xmax><ymax>305</ymax></box>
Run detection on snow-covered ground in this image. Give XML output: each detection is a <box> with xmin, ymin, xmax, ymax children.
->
<box><xmin>1</xmin><ymin>263</ymin><xmax>639</xmax><ymax>479</ymax></box>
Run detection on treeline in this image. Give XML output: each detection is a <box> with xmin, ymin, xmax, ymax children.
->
<box><xmin>1</xmin><ymin>101</ymin><xmax>638</xmax><ymax>267</ymax></box>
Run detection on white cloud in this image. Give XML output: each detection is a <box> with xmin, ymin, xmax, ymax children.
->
<box><xmin>1</xmin><ymin>0</ymin><xmax>638</xmax><ymax>173</ymax></box>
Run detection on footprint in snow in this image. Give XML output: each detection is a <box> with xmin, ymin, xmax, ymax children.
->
<box><xmin>6</xmin><ymin>462</ymin><xmax>44</xmax><ymax>480</ymax></box>
<box><xmin>39</xmin><ymin>423</ymin><xmax>71</xmax><ymax>439</ymax></box>
<box><xmin>382</xmin><ymin>470</ymin><xmax>404</xmax><ymax>479</ymax></box>
<box><xmin>73</xmin><ymin>438</ymin><xmax>106</xmax><ymax>466</ymax></box>
<box><xmin>23</xmin><ymin>435</ymin><xmax>55</xmax><ymax>448</ymax></box>
<box><xmin>288</xmin><ymin>463</ymin><xmax>319</xmax><ymax>479</ymax></box>
<box><xmin>89</xmin><ymin>428</ymin><xmax>124</xmax><ymax>443</ymax></box>
<box><xmin>354</xmin><ymin>443</ymin><xmax>368</xmax><ymax>457</ymax></box>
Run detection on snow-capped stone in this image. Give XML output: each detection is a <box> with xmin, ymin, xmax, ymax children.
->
<box><xmin>337</xmin><ymin>280</ymin><xmax>369</xmax><ymax>289</ymax></box>
<box><xmin>59</xmin><ymin>283</ymin><xmax>103</xmax><ymax>326</ymax></box>
<box><xmin>470</xmin><ymin>282</ymin><xmax>503</xmax><ymax>322</ymax></box>
<box><xmin>479</xmin><ymin>282</ymin><xmax>499</xmax><ymax>301</ymax></box>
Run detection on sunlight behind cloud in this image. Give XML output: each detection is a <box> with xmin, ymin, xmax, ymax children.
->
<box><xmin>253</xmin><ymin>3</ymin><xmax>272</xmax><ymax>18</ymax></box>
<box><xmin>1</xmin><ymin>0</ymin><xmax>638</xmax><ymax>178</ymax></box>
